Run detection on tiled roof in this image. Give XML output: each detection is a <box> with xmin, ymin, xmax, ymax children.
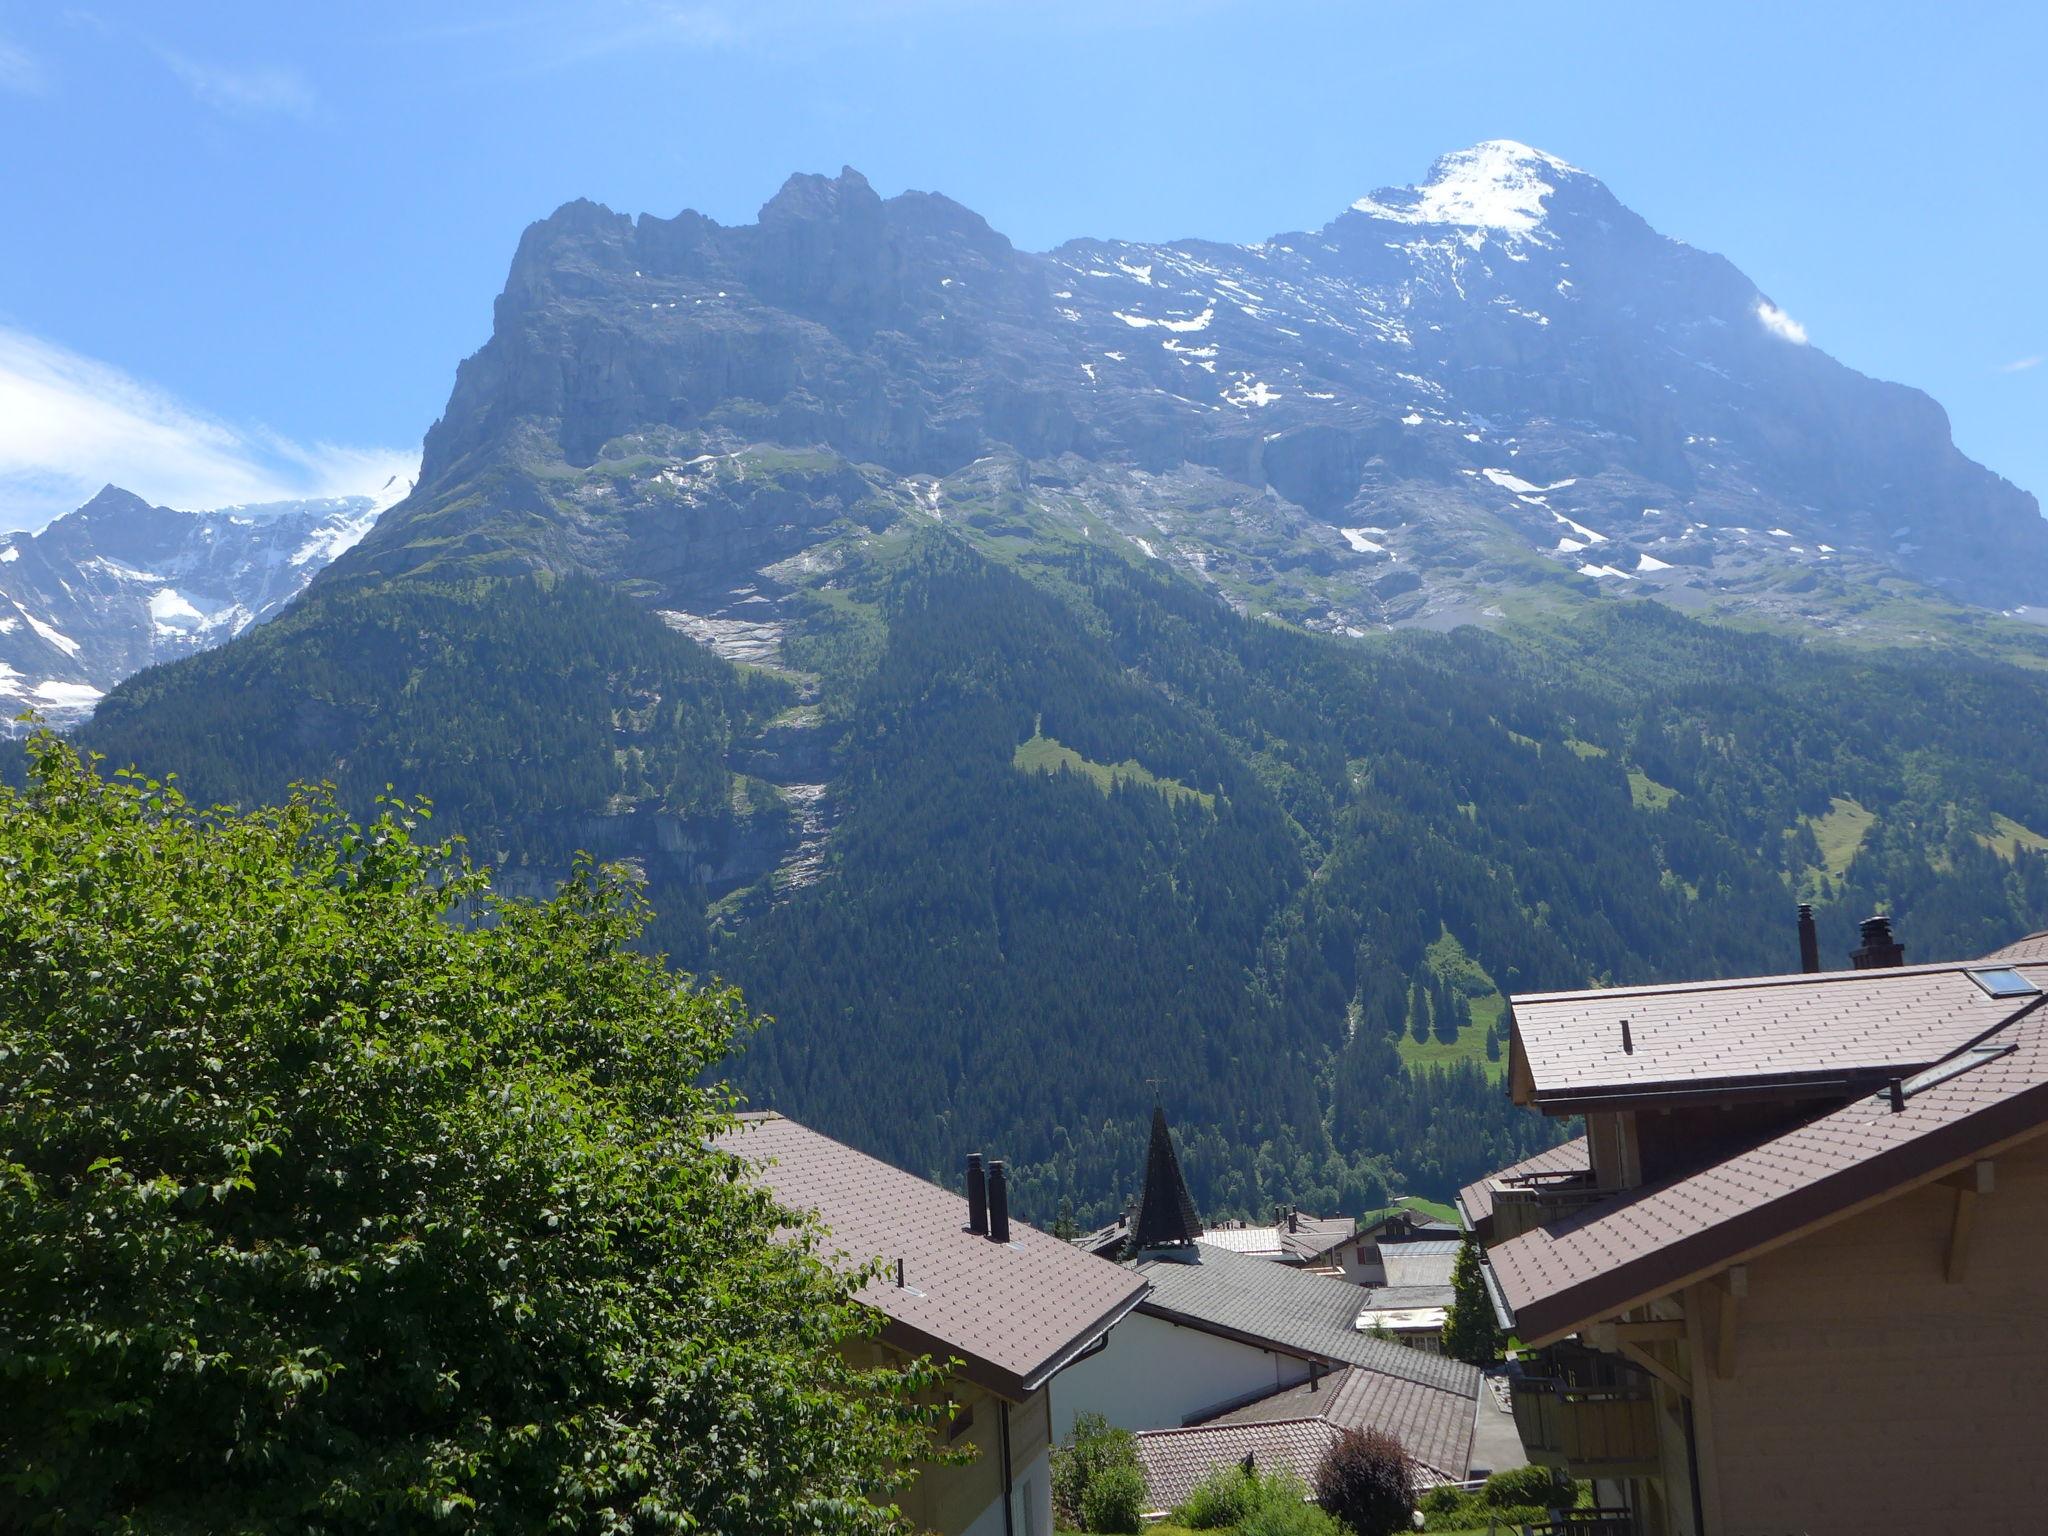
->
<box><xmin>1135</xmin><ymin>1247</ymin><xmax>1479</xmax><ymax>1392</ymax></box>
<box><xmin>1457</xmin><ymin>1136</ymin><xmax>1589</xmax><ymax>1233</ymax></box>
<box><xmin>715</xmin><ymin>1114</ymin><xmax>1148</xmax><ymax>1399</ymax></box>
<box><xmin>1280</xmin><ymin>1214</ymin><xmax>1359</xmax><ymax>1262</ymax></box>
<box><xmin>1208</xmin><ymin>1361</ymin><xmax>1476</xmax><ymax>1481</ymax></box>
<box><xmin>1196</xmin><ymin>1213</ymin><xmax>1357</xmax><ymax>1262</ymax></box>
<box><xmin>1509</xmin><ymin>960</ymin><xmax>2048</xmax><ymax>1109</ymax></box>
<box><xmin>1357</xmin><ymin>1284</ymin><xmax>1455</xmax><ymax>1313</ymax></box>
<box><xmin>1983</xmin><ymin>929</ymin><xmax>2048</xmax><ymax>963</ymax></box>
<box><xmin>1491</xmin><ymin>999</ymin><xmax>2048</xmax><ymax>1344</ymax></box>
<box><xmin>1380</xmin><ymin>1238</ymin><xmax>1459</xmax><ymax>1279</ymax></box>
<box><xmin>1133</xmin><ymin>1420</ymin><xmax>1338</xmax><ymax>1514</ymax></box>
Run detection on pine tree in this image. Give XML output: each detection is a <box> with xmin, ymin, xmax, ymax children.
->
<box><xmin>1433</xmin><ymin>993</ymin><xmax>1460</xmax><ymax>1045</ymax></box>
<box><xmin>1441</xmin><ymin>1236</ymin><xmax>1505</xmax><ymax>1365</ymax></box>
<box><xmin>1408</xmin><ymin>977</ymin><xmax>1431</xmax><ymax>1044</ymax></box>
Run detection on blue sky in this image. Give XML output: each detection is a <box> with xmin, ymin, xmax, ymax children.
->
<box><xmin>0</xmin><ymin>1</ymin><xmax>2042</xmax><ymax>529</ymax></box>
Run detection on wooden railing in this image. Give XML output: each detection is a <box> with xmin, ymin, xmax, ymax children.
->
<box><xmin>1508</xmin><ymin>1350</ymin><xmax>1660</xmax><ymax>1479</ymax></box>
<box><xmin>1488</xmin><ymin>1177</ymin><xmax>1607</xmax><ymax>1242</ymax></box>
<box><xmin>1522</xmin><ymin>1509</ymin><xmax>1639</xmax><ymax>1535</ymax></box>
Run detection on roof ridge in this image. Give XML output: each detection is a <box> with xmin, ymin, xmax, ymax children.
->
<box><xmin>1512</xmin><ymin>956</ymin><xmax>2033</xmax><ymax>1007</ymax></box>
<box><xmin>1137</xmin><ymin>1415</ymin><xmax>1335</xmax><ymax>1438</ymax></box>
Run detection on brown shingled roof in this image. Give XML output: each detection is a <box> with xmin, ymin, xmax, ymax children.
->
<box><xmin>1491</xmin><ymin>998</ymin><xmax>2048</xmax><ymax>1345</ymax></box>
<box><xmin>1458</xmin><ymin>1136</ymin><xmax>1590</xmax><ymax>1237</ymax></box>
<box><xmin>1509</xmin><ymin>960</ymin><xmax>2047</xmax><ymax>1111</ymax></box>
<box><xmin>715</xmin><ymin>1114</ymin><xmax>1148</xmax><ymax>1400</ymax></box>
<box><xmin>1206</xmin><ymin>1360</ymin><xmax>1477</xmax><ymax>1481</ymax></box>
<box><xmin>1983</xmin><ymin>929</ymin><xmax>2048</xmax><ymax>964</ymax></box>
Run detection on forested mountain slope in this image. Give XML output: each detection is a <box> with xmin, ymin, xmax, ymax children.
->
<box><xmin>67</xmin><ymin>145</ymin><xmax>2048</xmax><ymax>1221</ymax></box>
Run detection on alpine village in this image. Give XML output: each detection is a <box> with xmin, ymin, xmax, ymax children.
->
<box><xmin>8</xmin><ymin>16</ymin><xmax>2048</xmax><ymax>1536</ymax></box>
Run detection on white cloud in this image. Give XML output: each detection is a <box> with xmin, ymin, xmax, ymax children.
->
<box><xmin>1755</xmin><ymin>299</ymin><xmax>1808</xmax><ymax>346</ymax></box>
<box><xmin>0</xmin><ymin>327</ymin><xmax>418</xmax><ymax>532</ymax></box>
<box><xmin>1999</xmin><ymin>355</ymin><xmax>2042</xmax><ymax>374</ymax></box>
<box><xmin>157</xmin><ymin>49</ymin><xmax>316</xmax><ymax>118</ymax></box>
<box><xmin>0</xmin><ymin>34</ymin><xmax>45</xmax><ymax>95</ymax></box>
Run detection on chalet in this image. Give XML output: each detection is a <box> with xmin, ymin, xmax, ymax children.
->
<box><xmin>717</xmin><ymin>1113</ymin><xmax>1149</xmax><ymax>1536</ymax></box>
<box><xmin>1463</xmin><ymin>913</ymin><xmax>2048</xmax><ymax>1534</ymax></box>
<box><xmin>1056</xmin><ymin>1108</ymin><xmax>1492</xmax><ymax>1492</ymax></box>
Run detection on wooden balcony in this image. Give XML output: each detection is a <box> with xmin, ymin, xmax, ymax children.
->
<box><xmin>1508</xmin><ymin>1349</ymin><xmax>1660</xmax><ymax>1479</ymax></box>
<box><xmin>1487</xmin><ymin>1175</ymin><xmax>1607</xmax><ymax>1242</ymax></box>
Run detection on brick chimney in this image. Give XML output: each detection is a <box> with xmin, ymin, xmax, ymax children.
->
<box><xmin>1851</xmin><ymin>915</ymin><xmax>1905</xmax><ymax>970</ymax></box>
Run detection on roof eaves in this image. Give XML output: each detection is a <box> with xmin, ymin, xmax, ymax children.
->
<box><xmin>1526</xmin><ymin>1065</ymin><xmax>1906</xmax><ymax>1113</ymax></box>
<box><xmin>1021</xmin><ymin>1281</ymin><xmax>1152</xmax><ymax>1394</ymax></box>
<box><xmin>1135</xmin><ymin>1299</ymin><xmax>1336</xmax><ymax>1367</ymax></box>
<box><xmin>1503</xmin><ymin>1074</ymin><xmax>2048</xmax><ymax>1346</ymax></box>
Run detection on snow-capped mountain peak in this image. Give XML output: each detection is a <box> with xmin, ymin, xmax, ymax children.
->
<box><xmin>1350</xmin><ymin>139</ymin><xmax>1585</xmax><ymax>234</ymax></box>
<box><xmin>0</xmin><ymin>487</ymin><xmax>393</xmax><ymax>729</ymax></box>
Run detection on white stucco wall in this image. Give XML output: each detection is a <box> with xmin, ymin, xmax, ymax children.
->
<box><xmin>1051</xmin><ymin>1310</ymin><xmax>1313</xmax><ymax>1442</ymax></box>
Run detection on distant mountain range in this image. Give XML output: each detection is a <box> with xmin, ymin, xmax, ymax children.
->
<box><xmin>58</xmin><ymin>144</ymin><xmax>2048</xmax><ymax>1220</ymax></box>
<box><xmin>0</xmin><ymin>481</ymin><xmax>405</xmax><ymax>727</ymax></box>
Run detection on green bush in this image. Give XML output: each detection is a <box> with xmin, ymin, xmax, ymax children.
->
<box><xmin>1053</xmin><ymin>1412</ymin><xmax>1144</xmax><ymax>1530</ymax></box>
<box><xmin>1174</xmin><ymin>1462</ymin><xmax>1260</xmax><ymax>1527</ymax></box>
<box><xmin>1482</xmin><ymin>1464</ymin><xmax>1575</xmax><ymax>1509</ymax></box>
<box><xmin>1237</xmin><ymin>1471</ymin><xmax>1344</xmax><ymax>1536</ymax></box>
<box><xmin>1080</xmin><ymin>1465</ymin><xmax>1146</xmax><ymax>1534</ymax></box>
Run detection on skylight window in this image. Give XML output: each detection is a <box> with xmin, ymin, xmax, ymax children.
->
<box><xmin>1967</xmin><ymin>966</ymin><xmax>2040</xmax><ymax>999</ymax></box>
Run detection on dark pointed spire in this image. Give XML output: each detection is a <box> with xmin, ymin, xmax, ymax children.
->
<box><xmin>1128</xmin><ymin>1105</ymin><xmax>1202</xmax><ymax>1259</ymax></box>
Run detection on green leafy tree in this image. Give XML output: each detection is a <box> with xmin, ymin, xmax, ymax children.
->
<box><xmin>1052</xmin><ymin>1195</ymin><xmax>1080</xmax><ymax>1241</ymax></box>
<box><xmin>1441</xmin><ymin>1236</ymin><xmax>1506</xmax><ymax>1366</ymax></box>
<box><xmin>1052</xmin><ymin>1412</ymin><xmax>1143</xmax><ymax>1530</ymax></box>
<box><xmin>0</xmin><ymin>732</ymin><xmax>945</xmax><ymax>1533</ymax></box>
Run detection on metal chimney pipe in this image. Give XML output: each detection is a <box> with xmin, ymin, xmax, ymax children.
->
<box><xmin>987</xmin><ymin>1160</ymin><xmax>1011</xmax><ymax>1243</ymax></box>
<box><xmin>1851</xmin><ymin>915</ymin><xmax>1905</xmax><ymax>970</ymax></box>
<box><xmin>1287</xmin><ymin>1208</ymin><xmax>1299</xmax><ymax>1234</ymax></box>
<box><xmin>966</xmin><ymin>1152</ymin><xmax>987</xmax><ymax>1235</ymax></box>
<box><xmin>1797</xmin><ymin>904</ymin><xmax>1820</xmax><ymax>974</ymax></box>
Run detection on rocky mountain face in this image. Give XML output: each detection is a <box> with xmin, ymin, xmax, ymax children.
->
<box><xmin>69</xmin><ymin>145</ymin><xmax>2048</xmax><ymax>1218</ymax></box>
<box><xmin>331</xmin><ymin>141</ymin><xmax>2046</xmax><ymax>643</ymax></box>
<box><xmin>0</xmin><ymin>484</ymin><xmax>400</xmax><ymax>726</ymax></box>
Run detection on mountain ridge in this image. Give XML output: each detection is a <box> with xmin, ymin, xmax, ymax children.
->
<box><xmin>1</xmin><ymin>481</ymin><xmax>407</xmax><ymax>726</ymax></box>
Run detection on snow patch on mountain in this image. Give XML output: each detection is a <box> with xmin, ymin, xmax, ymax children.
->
<box><xmin>1350</xmin><ymin>140</ymin><xmax>1580</xmax><ymax>235</ymax></box>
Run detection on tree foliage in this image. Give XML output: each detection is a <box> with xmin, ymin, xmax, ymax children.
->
<box><xmin>1441</xmin><ymin>1236</ymin><xmax>1506</xmax><ymax>1366</ymax></box>
<box><xmin>67</xmin><ymin>529</ymin><xmax>2048</xmax><ymax>1227</ymax></box>
<box><xmin>1311</xmin><ymin>1427</ymin><xmax>1414</xmax><ymax>1536</ymax></box>
<box><xmin>0</xmin><ymin>733</ymin><xmax>942</xmax><ymax>1533</ymax></box>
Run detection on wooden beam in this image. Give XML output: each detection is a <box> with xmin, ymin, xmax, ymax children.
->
<box><xmin>1618</xmin><ymin>1337</ymin><xmax>1691</xmax><ymax>1399</ymax></box>
<box><xmin>1712</xmin><ymin>1280</ymin><xmax>1739</xmax><ymax>1379</ymax></box>
<box><xmin>1613</xmin><ymin>1319</ymin><xmax>1688</xmax><ymax>1343</ymax></box>
<box><xmin>1942</xmin><ymin>1159</ymin><xmax>1996</xmax><ymax>1196</ymax></box>
<box><xmin>1945</xmin><ymin>1186</ymin><xmax>1978</xmax><ymax>1284</ymax></box>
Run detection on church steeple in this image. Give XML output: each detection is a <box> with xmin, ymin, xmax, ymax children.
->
<box><xmin>1127</xmin><ymin>1105</ymin><xmax>1202</xmax><ymax>1261</ymax></box>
